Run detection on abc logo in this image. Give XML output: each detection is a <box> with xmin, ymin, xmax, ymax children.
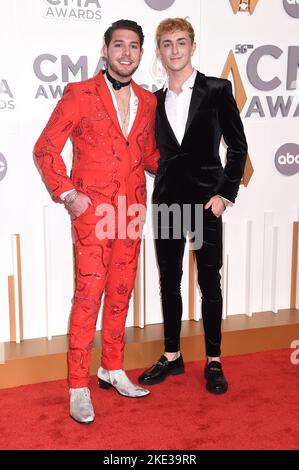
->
<box><xmin>144</xmin><ymin>0</ymin><xmax>175</xmax><ymax>11</ymax></box>
<box><xmin>0</xmin><ymin>153</ymin><xmax>8</xmax><ymax>181</ymax></box>
<box><xmin>275</xmin><ymin>143</ymin><xmax>299</xmax><ymax>175</ymax></box>
<box><xmin>283</xmin><ymin>0</ymin><xmax>299</xmax><ymax>18</ymax></box>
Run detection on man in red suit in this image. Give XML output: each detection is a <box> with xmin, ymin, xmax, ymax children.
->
<box><xmin>34</xmin><ymin>20</ymin><xmax>159</xmax><ymax>424</ymax></box>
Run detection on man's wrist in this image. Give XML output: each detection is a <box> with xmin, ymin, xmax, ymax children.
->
<box><xmin>60</xmin><ymin>189</ymin><xmax>75</xmax><ymax>201</ymax></box>
<box><xmin>216</xmin><ymin>194</ymin><xmax>233</xmax><ymax>209</ymax></box>
<box><xmin>65</xmin><ymin>190</ymin><xmax>79</xmax><ymax>206</ymax></box>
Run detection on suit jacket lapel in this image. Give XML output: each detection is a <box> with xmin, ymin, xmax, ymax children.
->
<box><xmin>157</xmin><ymin>88</ymin><xmax>180</xmax><ymax>147</ymax></box>
<box><xmin>94</xmin><ymin>71</ymin><xmax>123</xmax><ymax>135</ymax></box>
<box><xmin>184</xmin><ymin>71</ymin><xmax>206</xmax><ymax>138</ymax></box>
<box><xmin>128</xmin><ymin>80</ymin><xmax>144</xmax><ymax>138</ymax></box>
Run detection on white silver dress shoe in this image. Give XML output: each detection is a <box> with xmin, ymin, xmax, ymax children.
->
<box><xmin>97</xmin><ymin>367</ymin><xmax>150</xmax><ymax>398</ymax></box>
<box><xmin>69</xmin><ymin>387</ymin><xmax>95</xmax><ymax>424</ymax></box>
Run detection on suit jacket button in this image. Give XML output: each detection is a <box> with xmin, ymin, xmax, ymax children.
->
<box><xmin>126</xmin><ymin>141</ymin><xmax>129</xmax><ymax>146</ymax></box>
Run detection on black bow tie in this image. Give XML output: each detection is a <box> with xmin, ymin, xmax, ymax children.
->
<box><xmin>105</xmin><ymin>69</ymin><xmax>131</xmax><ymax>90</ymax></box>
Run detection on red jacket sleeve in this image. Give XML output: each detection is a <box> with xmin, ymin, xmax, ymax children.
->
<box><xmin>34</xmin><ymin>83</ymin><xmax>79</xmax><ymax>201</ymax></box>
<box><xmin>143</xmin><ymin>94</ymin><xmax>159</xmax><ymax>174</ymax></box>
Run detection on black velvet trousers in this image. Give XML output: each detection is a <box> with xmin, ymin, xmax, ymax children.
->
<box><xmin>155</xmin><ymin>207</ymin><xmax>223</xmax><ymax>357</ymax></box>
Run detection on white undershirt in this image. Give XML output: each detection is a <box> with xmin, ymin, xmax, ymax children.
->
<box><xmin>105</xmin><ymin>74</ymin><xmax>139</xmax><ymax>136</ymax></box>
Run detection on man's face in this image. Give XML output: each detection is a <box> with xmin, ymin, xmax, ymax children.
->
<box><xmin>157</xmin><ymin>30</ymin><xmax>195</xmax><ymax>73</ymax></box>
<box><xmin>103</xmin><ymin>29</ymin><xmax>143</xmax><ymax>79</ymax></box>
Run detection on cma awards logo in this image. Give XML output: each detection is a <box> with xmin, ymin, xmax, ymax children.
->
<box><xmin>0</xmin><ymin>153</ymin><xmax>8</xmax><ymax>182</ymax></box>
<box><xmin>275</xmin><ymin>143</ymin><xmax>299</xmax><ymax>176</ymax></box>
<box><xmin>221</xmin><ymin>44</ymin><xmax>299</xmax><ymax>186</ymax></box>
<box><xmin>283</xmin><ymin>0</ymin><xmax>299</xmax><ymax>18</ymax></box>
<box><xmin>222</xmin><ymin>46</ymin><xmax>299</xmax><ymax>119</ymax></box>
<box><xmin>222</xmin><ymin>45</ymin><xmax>299</xmax><ymax>184</ymax></box>
<box><xmin>33</xmin><ymin>54</ymin><xmax>158</xmax><ymax>98</ymax></box>
<box><xmin>33</xmin><ymin>55</ymin><xmax>106</xmax><ymax>99</ymax></box>
<box><xmin>43</xmin><ymin>0</ymin><xmax>102</xmax><ymax>22</ymax></box>
<box><xmin>0</xmin><ymin>79</ymin><xmax>15</xmax><ymax>111</ymax></box>
<box><xmin>144</xmin><ymin>0</ymin><xmax>175</xmax><ymax>10</ymax></box>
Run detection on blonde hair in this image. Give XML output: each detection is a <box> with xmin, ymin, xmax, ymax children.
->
<box><xmin>156</xmin><ymin>18</ymin><xmax>195</xmax><ymax>46</ymax></box>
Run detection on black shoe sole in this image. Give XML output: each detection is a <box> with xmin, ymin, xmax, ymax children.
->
<box><xmin>138</xmin><ymin>366</ymin><xmax>185</xmax><ymax>386</ymax></box>
<box><xmin>205</xmin><ymin>382</ymin><xmax>228</xmax><ymax>395</ymax></box>
<box><xmin>98</xmin><ymin>378</ymin><xmax>151</xmax><ymax>398</ymax></box>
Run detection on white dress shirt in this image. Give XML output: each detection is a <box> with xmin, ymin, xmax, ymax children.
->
<box><xmin>164</xmin><ymin>69</ymin><xmax>197</xmax><ymax>146</ymax></box>
<box><xmin>104</xmin><ymin>73</ymin><xmax>139</xmax><ymax>136</ymax></box>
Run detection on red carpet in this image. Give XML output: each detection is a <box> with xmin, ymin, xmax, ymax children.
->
<box><xmin>0</xmin><ymin>348</ymin><xmax>298</xmax><ymax>450</ymax></box>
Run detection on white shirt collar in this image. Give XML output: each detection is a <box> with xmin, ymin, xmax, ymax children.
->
<box><xmin>163</xmin><ymin>68</ymin><xmax>197</xmax><ymax>93</ymax></box>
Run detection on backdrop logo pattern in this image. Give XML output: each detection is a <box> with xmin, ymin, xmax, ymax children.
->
<box><xmin>43</xmin><ymin>0</ymin><xmax>102</xmax><ymax>22</ymax></box>
<box><xmin>0</xmin><ymin>153</ymin><xmax>8</xmax><ymax>181</ymax></box>
<box><xmin>229</xmin><ymin>0</ymin><xmax>259</xmax><ymax>14</ymax></box>
<box><xmin>283</xmin><ymin>0</ymin><xmax>299</xmax><ymax>18</ymax></box>
<box><xmin>0</xmin><ymin>79</ymin><xmax>15</xmax><ymax>111</ymax></box>
<box><xmin>275</xmin><ymin>143</ymin><xmax>299</xmax><ymax>175</ymax></box>
<box><xmin>150</xmin><ymin>54</ymin><xmax>167</xmax><ymax>86</ymax></box>
<box><xmin>144</xmin><ymin>0</ymin><xmax>175</xmax><ymax>11</ymax></box>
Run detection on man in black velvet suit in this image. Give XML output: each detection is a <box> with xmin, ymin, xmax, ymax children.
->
<box><xmin>138</xmin><ymin>18</ymin><xmax>248</xmax><ymax>394</ymax></box>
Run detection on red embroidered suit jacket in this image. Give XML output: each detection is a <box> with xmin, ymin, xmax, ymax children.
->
<box><xmin>34</xmin><ymin>71</ymin><xmax>159</xmax><ymax>208</ymax></box>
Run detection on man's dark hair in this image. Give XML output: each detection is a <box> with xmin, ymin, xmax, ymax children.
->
<box><xmin>104</xmin><ymin>19</ymin><xmax>144</xmax><ymax>47</ymax></box>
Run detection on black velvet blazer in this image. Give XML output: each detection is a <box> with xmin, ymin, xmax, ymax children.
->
<box><xmin>153</xmin><ymin>71</ymin><xmax>248</xmax><ymax>205</ymax></box>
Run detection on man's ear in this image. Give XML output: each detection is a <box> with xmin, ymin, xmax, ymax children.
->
<box><xmin>191</xmin><ymin>41</ymin><xmax>196</xmax><ymax>56</ymax></box>
<box><xmin>102</xmin><ymin>43</ymin><xmax>107</xmax><ymax>59</ymax></box>
<box><xmin>156</xmin><ymin>46</ymin><xmax>161</xmax><ymax>58</ymax></box>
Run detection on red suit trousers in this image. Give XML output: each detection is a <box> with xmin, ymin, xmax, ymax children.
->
<box><xmin>68</xmin><ymin>200</ymin><xmax>141</xmax><ymax>388</ymax></box>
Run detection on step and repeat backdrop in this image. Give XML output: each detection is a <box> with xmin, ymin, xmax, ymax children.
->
<box><xmin>0</xmin><ymin>0</ymin><xmax>298</xmax><ymax>342</ymax></box>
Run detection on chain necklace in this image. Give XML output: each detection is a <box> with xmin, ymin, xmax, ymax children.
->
<box><xmin>113</xmin><ymin>88</ymin><xmax>131</xmax><ymax>138</ymax></box>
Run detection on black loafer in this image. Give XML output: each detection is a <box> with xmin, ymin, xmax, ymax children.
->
<box><xmin>204</xmin><ymin>361</ymin><xmax>228</xmax><ymax>395</ymax></box>
<box><xmin>138</xmin><ymin>355</ymin><xmax>184</xmax><ymax>385</ymax></box>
